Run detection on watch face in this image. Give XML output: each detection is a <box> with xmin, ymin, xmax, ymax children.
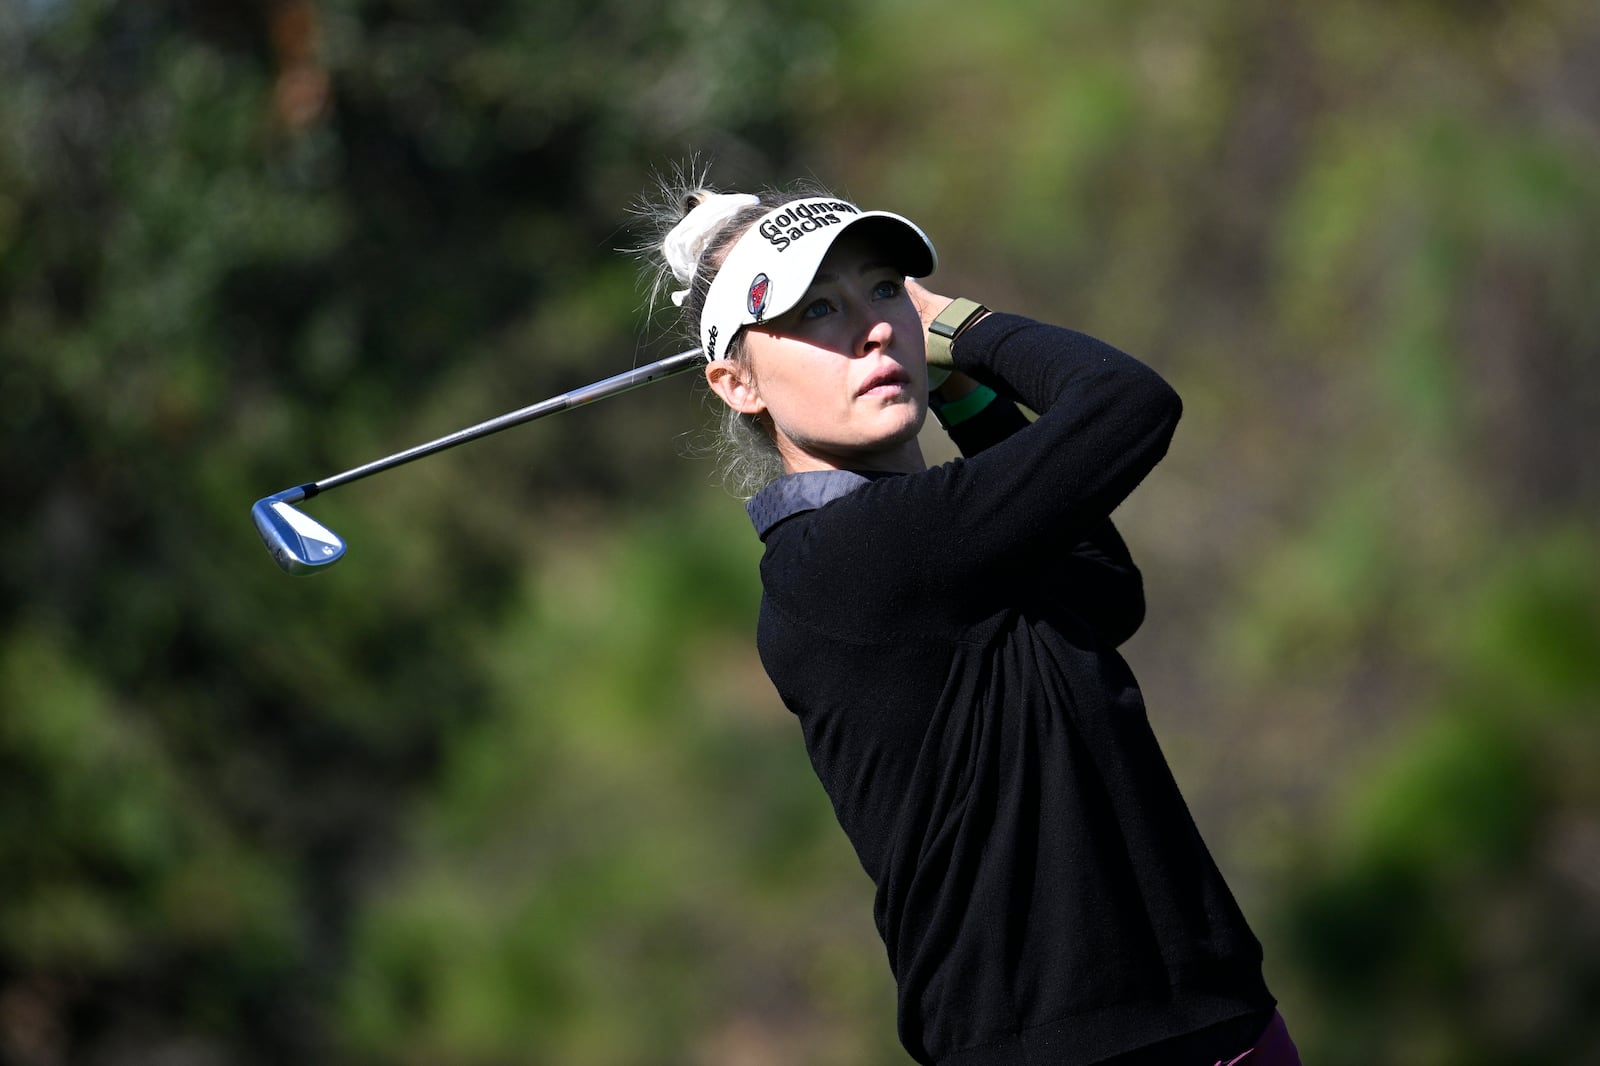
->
<box><xmin>934</xmin><ymin>300</ymin><xmax>983</xmax><ymax>337</ymax></box>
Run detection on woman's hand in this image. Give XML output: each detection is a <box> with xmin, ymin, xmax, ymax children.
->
<box><xmin>905</xmin><ymin>278</ymin><xmax>982</xmax><ymax>402</ymax></box>
<box><xmin>905</xmin><ymin>278</ymin><xmax>954</xmax><ymax>334</ymax></box>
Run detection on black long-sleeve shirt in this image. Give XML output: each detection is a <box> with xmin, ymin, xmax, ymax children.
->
<box><xmin>744</xmin><ymin>314</ymin><xmax>1275</xmax><ymax>1065</ymax></box>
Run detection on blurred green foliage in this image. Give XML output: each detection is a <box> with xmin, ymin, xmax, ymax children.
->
<box><xmin>2</xmin><ymin>1</ymin><xmax>1596</xmax><ymax>1063</ymax></box>
<box><xmin>1281</xmin><ymin>530</ymin><xmax>1600</xmax><ymax>1065</ymax></box>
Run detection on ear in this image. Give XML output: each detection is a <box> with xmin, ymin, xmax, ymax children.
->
<box><xmin>705</xmin><ymin>360</ymin><xmax>766</xmax><ymax>416</ymax></box>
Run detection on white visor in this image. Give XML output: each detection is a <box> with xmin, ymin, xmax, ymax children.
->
<box><xmin>699</xmin><ymin>197</ymin><xmax>937</xmax><ymax>362</ymax></box>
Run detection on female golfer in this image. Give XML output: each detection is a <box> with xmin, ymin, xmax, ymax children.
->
<box><xmin>642</xmin><ymin>181</ymin><xmax>1301</xmax><ymax>1066</ymax></box>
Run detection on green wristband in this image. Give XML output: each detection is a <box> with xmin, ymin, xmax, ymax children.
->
<box><xmin>932</xmin><ymin>384</ymin><xmax>998</xmax><ymax>428</ymax></box>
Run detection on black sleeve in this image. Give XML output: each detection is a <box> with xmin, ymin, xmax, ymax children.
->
<box><xmin>1053</xmin><ymin>518</ymin><xmax>1146</xmax><ymax>646</ymax></box>
<box><xmin>945</xmin><ymin>393</ymin><xmax>1147</xmax><ymax>645</ymax></box>
<box><xmin>934</xmin><ymin>311</ymin><xmax>1180</xmax><ymax>558</ymax></box>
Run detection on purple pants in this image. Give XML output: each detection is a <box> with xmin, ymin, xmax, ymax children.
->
<box><xmin>1215</xmin><ymin>1013</ymin><xmax>1301</xmax><ymax>1066</ymax></box>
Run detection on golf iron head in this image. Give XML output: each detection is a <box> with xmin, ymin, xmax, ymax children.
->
<box><xmin>252</xmin><ymin>488</ymin><xmax>346</xmax><ymax>575</ymax></box>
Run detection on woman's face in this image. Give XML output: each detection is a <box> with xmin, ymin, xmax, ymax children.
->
<box><xmin>709</xmin><ymin>229</ymin><xmax>929</xmax><ymax>474</ymax></box>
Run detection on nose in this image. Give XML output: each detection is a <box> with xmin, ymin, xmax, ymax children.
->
<box><xmin>857</xmin><ymin>314</ymin><xmax>895</xmax><ymax>357</ymax></box>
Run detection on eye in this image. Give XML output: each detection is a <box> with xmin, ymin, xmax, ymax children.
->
<box><xmin>800</xmin><ymin>297</ymin><xmax>835</xmax><ymax>320</ymax></box>
<box><xmin>873</xmin><ymin>278</ymin><xmax>903</xmax><ymax>300</ymax></box>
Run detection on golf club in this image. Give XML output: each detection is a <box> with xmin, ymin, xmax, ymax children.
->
<box><xmin>253</xmin><ymin>347</ymin><xmax>704</xmax><ymax>574</ymax></box>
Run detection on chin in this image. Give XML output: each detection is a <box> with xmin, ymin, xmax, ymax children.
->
<box><xmin>851</xmin><ymin>413</ymin><xmax>928</xmax><ymax>460</ymax></box>
<box><xmin>784</xmin><ymin>409</ymin><xmax>930</xmax><ymax>470</ymax></box>
<box><xmin>886</xmin><ymin>407</ymin><xmax>929</xmax><ymax>441</ymax></box>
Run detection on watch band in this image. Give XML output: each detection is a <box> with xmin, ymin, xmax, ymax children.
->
<box><xmin>926</xmin><ymin>297</ymin><xmax>988</xmax><ymax>369</ymax></box>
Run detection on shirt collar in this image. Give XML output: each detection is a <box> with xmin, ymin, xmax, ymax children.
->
<box><xmin>745</xmin><ymin>469</ymin><xmax>891</xmax><ymax>538</ymax></box>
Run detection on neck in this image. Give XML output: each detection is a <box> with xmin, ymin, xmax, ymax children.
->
<box><xmin>778</xmin><ymin>436</ymin><xmax>927</xmax><ymax>476</ymax></box>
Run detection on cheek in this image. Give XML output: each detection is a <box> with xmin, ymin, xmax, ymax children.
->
<box><xmin>767</xmin><ymin>366</ymin><xmax>845</xmax><ymax>427</ymax></box>
<box><xmin>761</xmin><ymin>366</ymin><xmax>858</xmax><ymax>444</ymax></box>
<box><xmin>755</xmin><ymin>342</ymin><xmax>834</xmax><ymax>399</ymax></box>
<box><xmin>895</xmin><ymin>304</ymin><xmax>927</xmax><ymax>355</ymax></box>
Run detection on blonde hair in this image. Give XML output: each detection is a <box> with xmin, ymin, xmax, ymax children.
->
<box><xmin>630</xmin><ymin>163</ymin><xmax>832</xmax><ymax>497</ymax></box>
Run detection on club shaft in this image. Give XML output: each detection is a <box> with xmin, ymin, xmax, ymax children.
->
<box><xmin>292</xmin><ymin>348</ymin><xmax>703</xmax><ymax>500</ymax></box>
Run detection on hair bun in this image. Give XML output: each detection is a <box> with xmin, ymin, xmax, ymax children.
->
<box><xmin>663</xmin><ymin>190</ymin><xmax>761</xmax><ymax>305</ymax></box>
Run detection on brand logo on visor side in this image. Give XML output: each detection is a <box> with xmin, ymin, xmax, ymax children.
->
<box><xmin>747</xmin><ymin>273</ymin><xmax>771</xmax><ymax>321</ymax></box>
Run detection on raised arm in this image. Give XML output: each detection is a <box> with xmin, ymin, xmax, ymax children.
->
<box><xmin>759</xmin><ymin>267</ymin><xmax>1178</xmax><ymax>645</ymax></box>
<box><xmin>912</xmin><ymin>283</ymin><xmax>1150</xmax><ymax>644</ymax></box>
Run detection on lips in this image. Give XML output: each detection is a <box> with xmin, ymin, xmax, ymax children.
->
<box><xmin>857</xmin><ymin>364</ymin><xmax>911</xmax><ymax>397</ymax></box>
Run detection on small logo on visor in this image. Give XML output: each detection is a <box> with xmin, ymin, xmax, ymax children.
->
<box><xmin>747</xmin><ymin>273</ymin><xmax>771</xmax><ymax>321</ymax></box>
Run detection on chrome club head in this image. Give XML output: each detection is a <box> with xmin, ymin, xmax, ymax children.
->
<box><xmin>252</xmin><ymin>489</ymin><xmax>346</xmax><ymax>574</ymax></box>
